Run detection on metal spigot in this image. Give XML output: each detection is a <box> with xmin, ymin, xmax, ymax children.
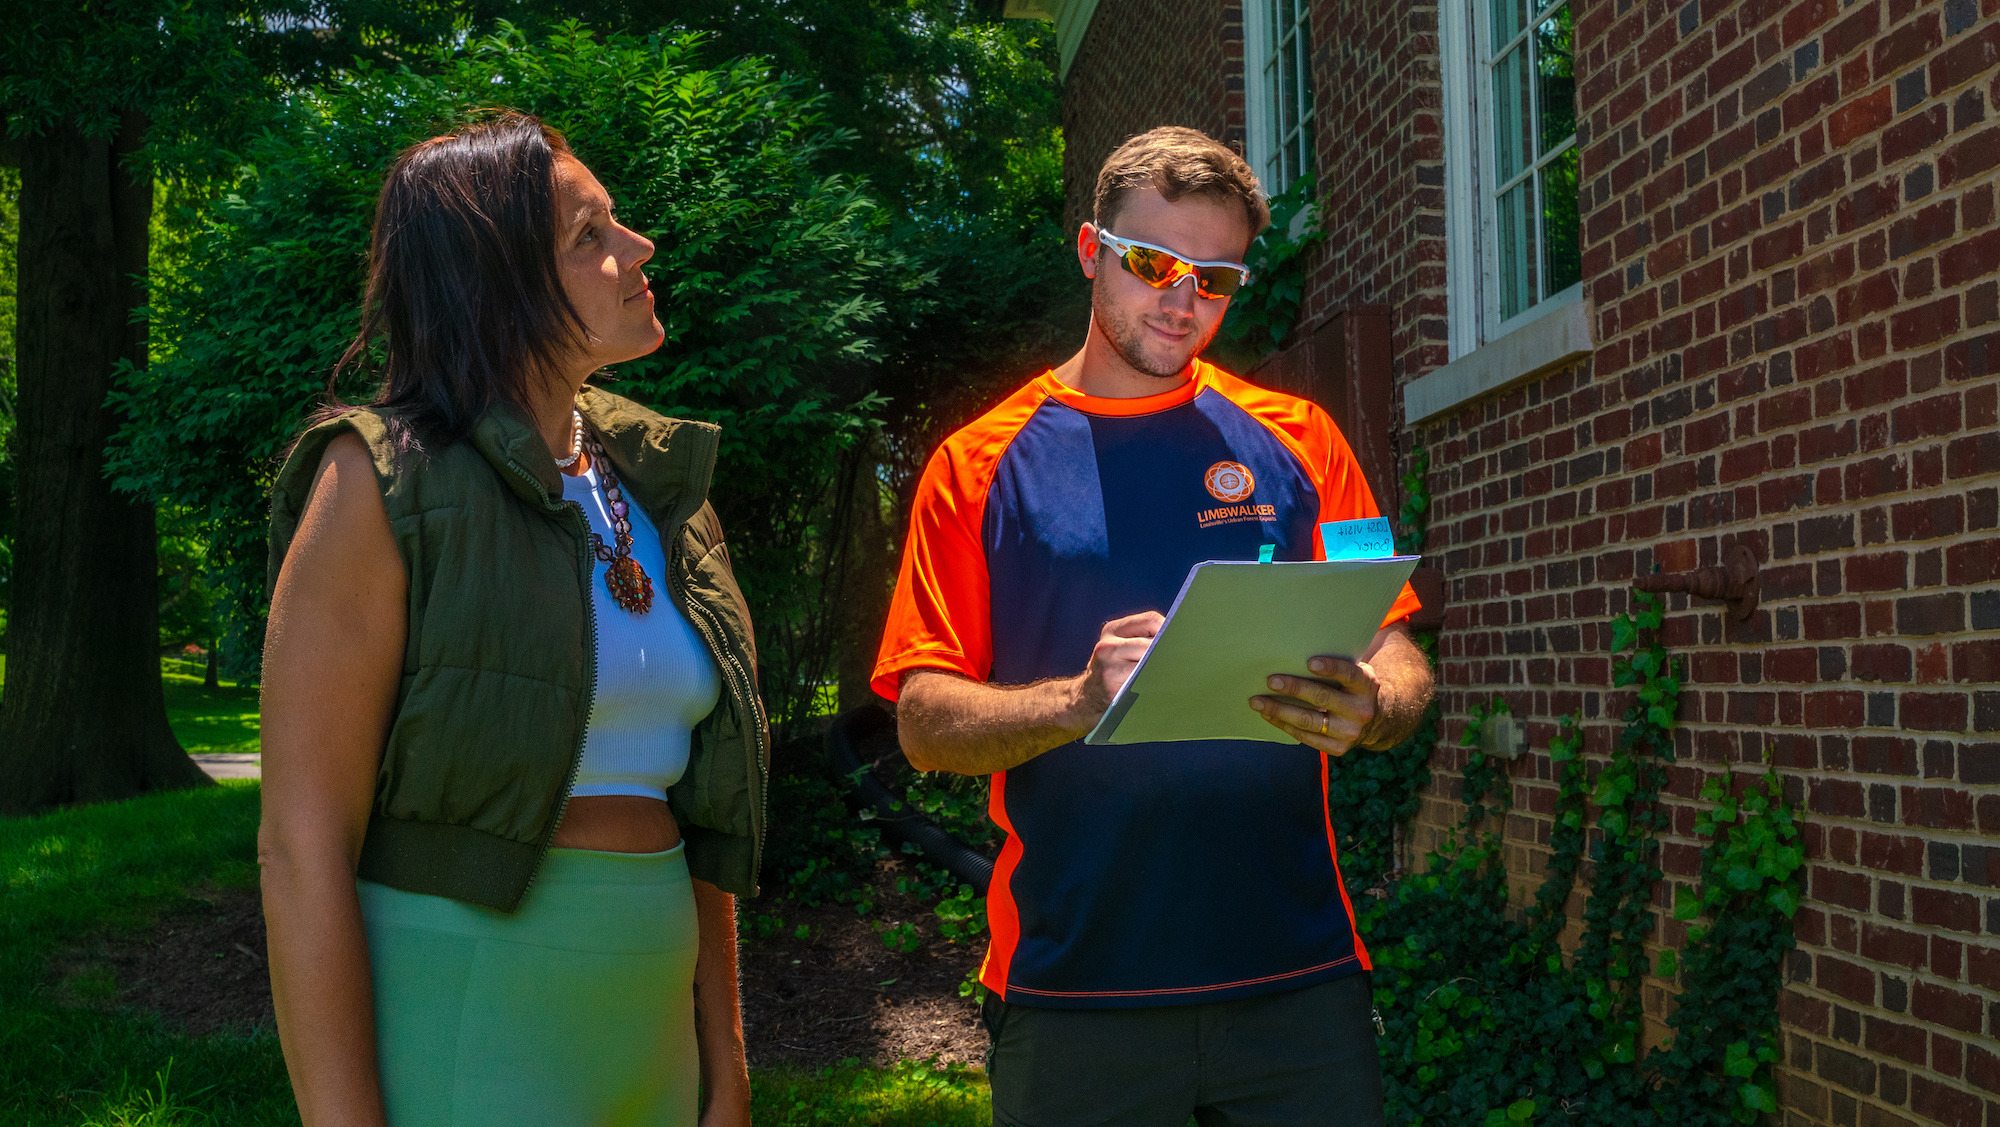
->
<box><xmin>1632</xmin><ymin>543</ymin><xmax>1760</xmax><ymax>622</ymax></box>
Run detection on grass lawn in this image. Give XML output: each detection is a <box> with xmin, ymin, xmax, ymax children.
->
<box><xmin>159</xmin><ymin>661</ymin><xmax>261</xmax><ymax>757</ymax></box>
<box><xmin>0</xmin><ymin>661</ymin><xmax>990</xmax><ymax>1125</ymax></box>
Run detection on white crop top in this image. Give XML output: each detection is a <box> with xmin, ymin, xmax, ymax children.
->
<box><xmin>560</xmin><ymin>463</ymin><xmax>723</xmax><ymax>801</ymax></box>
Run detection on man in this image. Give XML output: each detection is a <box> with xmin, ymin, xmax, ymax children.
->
<box><xmin>871</xmin><ymin>126</ymin><xmax>1433</xmax><ymax>1127</ymax></box>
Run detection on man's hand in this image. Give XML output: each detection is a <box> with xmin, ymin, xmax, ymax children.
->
<box><xmin>1248</xmin><ymin>623</ymin><xmax>1435</xmax><ymax>756</ymax></box>
<box><xmin>1249</xmin><ymin>656</ymin><xmax>1381</xmax><ymax>756</ymax></box>
<box><xmin>898</xmin><ymin>610</ymin><xmax>1165</xmax><ymax>776</ymax></box>
<box><xmin>1068</xmin><ymin>611</ymin><xmax>1164</xmax><ymax>727</ymax></box>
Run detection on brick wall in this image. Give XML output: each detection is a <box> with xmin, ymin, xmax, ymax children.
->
<box><xmin>1058</xmin><ymin>0</ymin><xmax>1998</xmax><ymax>1119</ymax></box>
<box><xmin>1397</xmin><ymin>0</ymin><xmax>2000</xmax><ymax>1124</ymax></box>
<box><xmin>1299</xmin><ymin>0</ymin><xmax>1453</xmax><ymax>396</ymax></box>
<box><xmin>1060</xmin><ymin>0</ymin><xmax>1245</xmax><ymax>232</ymax></box>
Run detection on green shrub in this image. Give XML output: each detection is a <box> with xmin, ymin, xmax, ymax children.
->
<box><xmin>108</xmin><ymin>23</ymin><xmax>922</xmax><ymax>724</ymax></box>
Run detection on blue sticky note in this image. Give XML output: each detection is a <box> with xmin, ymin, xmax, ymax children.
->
<box><xmin>1320</xmin><ymin>518</ymin><xmax>1397</xmax><ymax>561</ymax></box>
<box><xmin>1258</xmin><ymin>543</ymin><xmax>1276</xmax><ymax>563</ymax></box>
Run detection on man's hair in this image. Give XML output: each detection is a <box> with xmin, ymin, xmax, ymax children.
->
<box><xmin>1092</xmin><ymin>126</ymin><xmax>1271</xmax><ymax>242</ymax></box>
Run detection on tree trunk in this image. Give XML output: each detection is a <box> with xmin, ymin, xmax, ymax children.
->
<box><xmin>0</xmin><ymin>115</ymin><xmax>210</xmax><ymax>814</ymax></box>
<box><xmin>837</xmin><ymin>444</ymin><xmax>894</xmax><ymax>713</ymax></box>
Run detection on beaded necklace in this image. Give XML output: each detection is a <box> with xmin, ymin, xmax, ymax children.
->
<box><xmin>578</xmin><ymin>427</ymin><xmax>655</xmax><ymax>615</ymax></box>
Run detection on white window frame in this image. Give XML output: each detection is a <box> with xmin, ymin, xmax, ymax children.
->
<box><xmin>1415</xmin><ymin>0</ymin><xmax>1589</xmax><ymax>424</ymax></box>
<box><xmin>1243</xmin><ymin>0</ymin><xmax>1315</xmax><ymax>199</ymax></box>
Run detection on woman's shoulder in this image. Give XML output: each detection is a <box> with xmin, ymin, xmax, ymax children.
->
<box><xmin>576</xmin><ymin>386</ymin><xmax>720</xmax><ymax>448</ymax></box>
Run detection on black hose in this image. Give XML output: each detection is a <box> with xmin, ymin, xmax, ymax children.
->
<box><xmin>827</xmin><ymin>703</ymin><xmax>995</xmax><ymax>895</ymax></box>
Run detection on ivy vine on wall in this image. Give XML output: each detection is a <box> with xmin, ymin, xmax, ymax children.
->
<box><xmin>1324</xmin><ymin>450</ymin><xmax>1805</xmax><ymax>1124</ymax></box>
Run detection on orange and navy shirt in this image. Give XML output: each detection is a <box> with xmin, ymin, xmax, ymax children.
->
<box><xmin>872</xmin><ymin>360</ymin><xmax>1422</xmax><ymax>1009</ymax></box>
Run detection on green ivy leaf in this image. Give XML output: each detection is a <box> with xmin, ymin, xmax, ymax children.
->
<box><xmin>1610</xmin><ymin>616</ymin><xmax>1637</xmax><ymax>653</ymax></box>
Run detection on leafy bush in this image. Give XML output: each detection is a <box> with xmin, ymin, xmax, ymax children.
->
<box><xmin>108</xmin><ymin>23</ymin><xmax>922</xmax><ymax>722</ymax></box>
<box><xmin>1204</xmin><ymin>173</ymin><xmax>1324</xmax><ymax>373</ymax></box>
<box><xmin>1354</xmin><ymin>593</ymin><xmax>1802</xmax><ymax>1126</ymax></box>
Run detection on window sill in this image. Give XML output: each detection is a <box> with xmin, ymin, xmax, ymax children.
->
<box><xmin>1403</xmin><ymin>292</ymin><xmax>1591</xmax><ymax>425</ymax></box>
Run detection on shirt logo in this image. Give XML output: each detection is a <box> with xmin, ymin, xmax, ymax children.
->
<box><xmin>1203</xmin><ymin>461</ymin><xmax>1256</xmax><ymax>502</ymax></box>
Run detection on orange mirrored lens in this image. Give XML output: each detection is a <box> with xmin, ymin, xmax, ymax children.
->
<box><xmin>1122</xmin><ymin>245</ymin><xmax>1192</xmax><ymax>287</ymax></box>
<box><xmin>1193</xmin><ymin>266</ymin><xmax>1245</xmax><ymax>297</ymax></box>
<box><xmin>1112</xmin><ymin>238</ymin><xmax>1247</xmax><ymax>298</ymax></box>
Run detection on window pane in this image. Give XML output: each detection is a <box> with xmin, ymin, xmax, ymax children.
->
<box><xmin>1497</xmin><ymin>179</ymin><xmax>1537</xmax><ymax>320</ymax></box>
<box><xmin>1279</xmin><ymin>31</ymin><xmax>1297</xmax><ymax>140</ymax></box>
<box><xmin>1492</xmin><ymin>44</ymin><xmax>1532</xmax><ymax>182</ymax></box>
<box><xmin>1491</xmin><ymin>0</ymin><xmax>1525</xmax><ymax>47</ymax></box>
<box><xmin>1536</xmin><ymin>4</ymin><xmax>1575</xmax><ymax>151</ymax></box>
<box><xmin>1539</xmin><ymin>146</ymin><xmax>1580</xmax><ymax>296</ymax></box>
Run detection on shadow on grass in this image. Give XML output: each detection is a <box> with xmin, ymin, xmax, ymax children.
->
<box><xmin>2</xmin><ymin>748</ymin><xmax>992</xmax><ymax>1124</ymax></box>
<box><xmin>0</xmin><ymin>783</ymin><xmax>291</xmax><ymax>1126</ymax></box>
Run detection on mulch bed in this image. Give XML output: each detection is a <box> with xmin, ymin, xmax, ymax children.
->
<box><xmin>50</xmin><ymin>884</ymin><xmax>278</xmax><ymax>1037</ymax></box>
<box><xmin>51</xmin><ymin>872</ymin><xmax>987</xmax><ymax>1067</ymax></box>
<box><xmin>738</xmin><ymin>875</ymin><xmax>987</xmax><ymax>1068</ymax></box>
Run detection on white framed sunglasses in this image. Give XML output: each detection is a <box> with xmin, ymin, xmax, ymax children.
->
<box><xmin>1094</xmin><ymin>227</ymin><xmax>1253</xmax><ymax>299</ymax></box>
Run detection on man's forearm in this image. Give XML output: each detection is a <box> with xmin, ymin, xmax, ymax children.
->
<box><xmin>896</xmin><ymin>669</ymin><xmax>1095</xmax><ymax>776</ymax></box>
<box><xmin>1357</xmin><ymin>626</ymin><xmax>1435</xmax><ymax>749</ymax></box>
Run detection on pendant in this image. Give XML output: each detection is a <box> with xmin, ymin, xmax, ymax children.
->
<box><xmin>605</xmin><ymin>557</ymin><xmax>655</xmax><ymax>615</ymax></box>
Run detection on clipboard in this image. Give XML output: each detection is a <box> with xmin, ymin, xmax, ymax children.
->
<box><xmin>1083</xmin><ymin>555</ymin><xmax>1419</xmax><ymax>745</ymax></box>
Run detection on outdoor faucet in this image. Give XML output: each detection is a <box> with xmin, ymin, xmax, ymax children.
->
<box><xmin>1633</xmin><ymin>543</ymin><xmax>1760</xmax><ymax>623</ymax></box>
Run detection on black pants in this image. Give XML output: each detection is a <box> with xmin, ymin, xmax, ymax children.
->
<box><xmin>982</xmin><ymin>973</ymin><xmax>1386</xmax><ymax>1127</ymax></box>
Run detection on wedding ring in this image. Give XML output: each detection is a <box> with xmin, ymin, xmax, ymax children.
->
<box><xmin>1318</xmin><ymin>711</ymin><xmax>1331</xmax><ymax>737</ymax></box>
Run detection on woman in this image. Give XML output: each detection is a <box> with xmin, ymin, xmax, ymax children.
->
<box><xmin>259</xmin><ymin>112</ymin><xmax>765</xmax><ymax>1126</ymax></box>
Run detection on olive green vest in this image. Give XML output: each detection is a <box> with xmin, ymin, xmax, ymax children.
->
<box><xmin>269</xmin><ymin>387</ymin><xmax>768</xmax><ymax>910</ymax></box>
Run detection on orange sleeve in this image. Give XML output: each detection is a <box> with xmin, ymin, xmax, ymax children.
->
<box><xmin>1209</xmin><ymin>365</ymin><xmax>1423</xmax><ymax>629</ymax></box>
<box><xmin>1298</xmin><ymin>404</ymin><xmax>1424</xmax><ymax>628</ymax></box>
<box><xmin>870</xmin><ymin>442</ymin><xmax>995</xmax><ymax>702</ymax></box>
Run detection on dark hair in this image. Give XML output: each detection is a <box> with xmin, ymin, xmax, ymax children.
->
<box><xmin>328</xmin><ymin>111</ymin><xmax>586</xmax><ymax>449</ymax></box>
<box><xmin>1093</xmin><ymin>126</ymin><xmax>1271</xmax><ymax>241</ymax></box>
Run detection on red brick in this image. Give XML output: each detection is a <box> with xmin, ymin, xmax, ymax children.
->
<box><xmin>1810</xmin><ymin>777</ymin><xmax>1867</xmax><ymax>816</ymax></box>
<box><xmin>1892</xmin><ymin>392</ymin><xmax>1964</xmax><ymax>442</ymax></box>
<box><xmin>1954</xmin><ymin>638</ymin><xmax>2000</xmax><ymax>682</ymax></box>
<box><xmin>1854</xmin><ymin>373</ymin><xmax>1919</xmax><ymax>424</ymax></box>
<box><xmin>1861</xmin><ymin>831</ymin><xmax>1926</xmax><ymax>874</ymax></box>
<box><xmin>1838</xmin><ymin>270</ymin><xmax>1901</xmax><ymax>321</ymax></box>
<box><xmin>1891</xmin><ymin>296</ymin><xmax>1963</xmax><ymax>350</ymax></box>
<box><xmin>1883</xmin><ymin>105</ymin><xmax>1950</xmax><ymax>163</ymax></box>
<box><xmin>1912</xmin><ymin>886</ymin><xmax>1983</xmax><ymax>932</ymax></box>
<box><xmin>1824</xmin><ymin>2</ymin><xmax>1882</xmax><ymax>59</ymax></box>
<box><xmin>1914</xmin><ymin>982</ymin><xmax>1985</xmax><ymax>1033</ymax></box>
<box><xmin>1861</xmin><ymin>920</ymin><xmax>1932</xmax><ymax>969</ymax></box>
<box><xmin>1813</xmin><ymin>864</ymin><xmax>1874</xmax><ymax>910</ymax></box>
<box><xmin>1929</xmin><ymin>19</ymin><xmax>2000</xmax><ymax>94</ymax></box>
<box><xmin>1948</xmin><ymin>428</ymin><xmax>2000</xmax><ymax>479</ymax></box>
<box><xmin>1939</xmin><ymin>227</ymin><xmax>2000</xmax><ymax>287</ymax></box>
<box><xmin>1903</xmin><ymin>692</ymin><xmax>1968</xmax><ymax>731</ymax></box>
<box><xmin>1946</xmin><ymin>539</ymin><xmax>2000</xmax><ymax>584</ymax></box>
<box><xmin>1968</xmin><ymin>1043</ymin><xmax>2000</xmax><ymax>1096</ymax></box>
<box><xmin>1829</xmin><ymin>87</ymin><xmax>1895</xmax><ymax>149</ymax></box>
<box><xmin>1815</xmin><ymin>953</ymin><xmax>1878</xmax><ymax>1002</ymax></box>
<box><xmin>1784</xmin><ymin>71</ymin><xmax>1843</xmax><ymax>133</ymax></box>
<box><xmin>1940</xmin><ymin>125</ymin><xmax>2000</xmax><ymax>188</ymax></box>
<box><xmin>1902</xmin><ymin>785</ymin><xmax>1975</xmax><ymax>829</ymax></box>
<box><xmin>1872</xmin><ymin>12</ymin><xmax>1942</xmax><ymax>76</ymax></box>
<box><xmin>1910</xmin><ymin>1075</ymin><xmax>1985</xmax><ymax>1127</ymax></box>
<box><xmin>1793</xmin><ymin>154</ymin><xmax>1849</xmax><ymax>209</ymax></box>
<box><xmin>1970</xmin><ymin>945</ymin><xmax>2000</xmax><ymax>992</ymax></box>
<box><xmin>1846</xmin><ymin>552</ymin><xmax>1908</xmax><ymax>591</ymax></box>
<box><xmin>1782</xmin><ymin>0</ymin><xmax>1840</xmax><ymax>45</ymax></box>
<box><xmin>1864</xmin><ymin>1014</ymin><xmax>1931</xmax><ymax>1065</ymax></box>
<box><xmin>1804</xmin><ymin>602</ymin><xmax>1863</xmax><ymax>639</ymax></box>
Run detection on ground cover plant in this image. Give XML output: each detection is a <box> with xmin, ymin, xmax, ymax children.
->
<box><xmin>0</xmin><ymin>661</ymin><xmax>995</xmax><ymax>1125</ymax></box>
<box><xmin>1326</xmin><ymin>458</ymin><xmax>1806</xmax><ymax>1125</ymax></box>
